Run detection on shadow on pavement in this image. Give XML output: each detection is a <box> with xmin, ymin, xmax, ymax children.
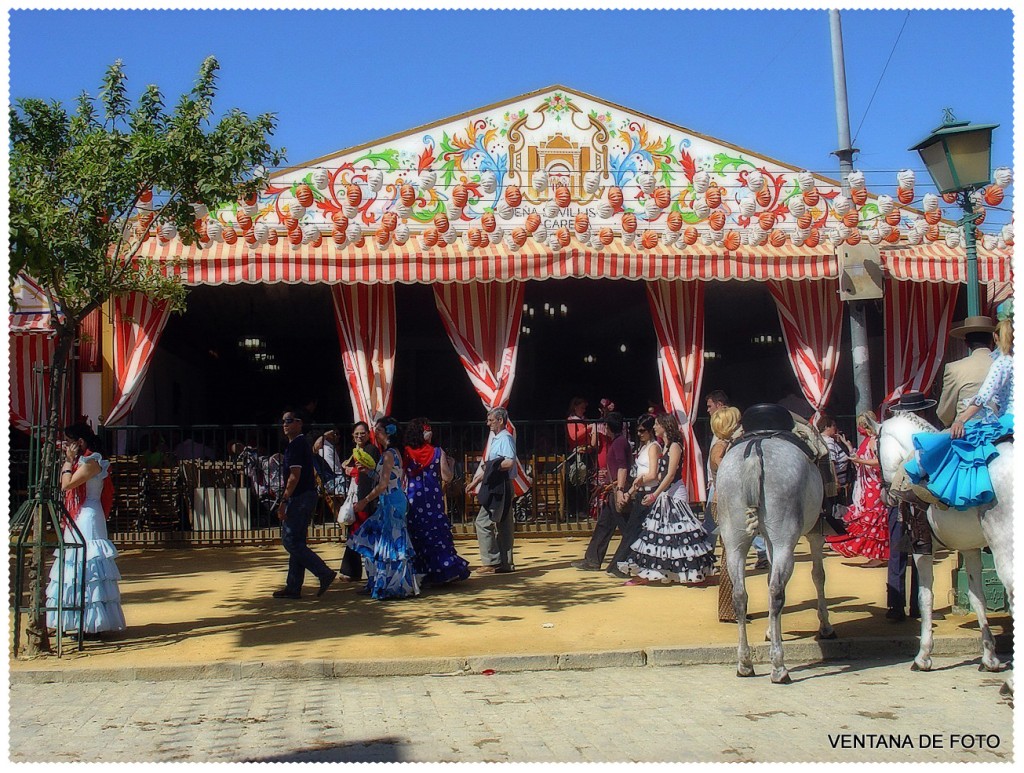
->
<box><xmin>247</xmin><ymin>737</ymin><xmax>408</xmax><ymax>762</ymax></box>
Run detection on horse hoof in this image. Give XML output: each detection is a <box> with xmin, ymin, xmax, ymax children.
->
<box><xmin>999</xmin><ymin>683</ymin><xmax>1013</xmax><ymax>697</ymax></box>
<box><xmin>817</xmin><ymin>630</ymin><xmax>838</xmax><ymax>640</ymax></box>
<box><xmin>910</xmin><ymin>661</ymin><xmax>931</xmax><ymax>672</ymax></box>
<box><xmin>772</xmin><ymin>672</ymin><xmax>793</xmax><ymax>685</ymax></box>
<box><xmin>737</xmin><ymin>668</ymin><xmax>756</xmax><ymax>678</ymax></box>
<box><xmin>981</xmin><ymin>661</ymin><xmax>1009</xmax><ymax>673</ymax></box>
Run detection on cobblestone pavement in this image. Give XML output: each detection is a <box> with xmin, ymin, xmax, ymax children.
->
<box><xmin>9</xmin><ymin>657</ymin><xmax>1012</xmax><ymax>763</ymax></box>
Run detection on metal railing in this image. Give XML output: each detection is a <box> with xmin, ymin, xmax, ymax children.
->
<box><xmin>10</xmin><ymin>415</ymin><xmax>856</xmax><ymax>546</ymax></box>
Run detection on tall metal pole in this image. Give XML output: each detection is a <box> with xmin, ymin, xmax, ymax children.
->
<box><xmin>829</xmin><ymin>9</ymin><xmax>873</xmax><ymax>416</ymax></box>
<box><xmin>960</xmin><ymin>192</ymin><xmax>982</xmax><ymax>317</ymax></box>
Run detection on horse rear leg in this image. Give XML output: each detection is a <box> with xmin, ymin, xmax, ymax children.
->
<box><xmin>767</xmin><ymin>547</ymin><xmax>797</xmax><ymax>684</ymax></box>
<box><xmin>910</xmin><ymin>552</ymin><xmax>935</xmax><ymax>671</ymax></box>
<box><xmin>805</xmin><ymin>531</ymin><xmax>835</xmax><ymax>639</ymax></box>
<box><xmin>961</xmin><ymin>549</ymin><xmax>1007</xmax><ymax>672</ymax></box>
<box><xmin>726</xmin><ymin>541</ymin><xmax>755</xmax><ymax>677</ymax></box>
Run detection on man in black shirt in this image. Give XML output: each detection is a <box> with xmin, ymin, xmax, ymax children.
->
<box><xmin>273</xmin><ymin>409</ymin><xmax>336</xmax><ymax>599</ymax></box>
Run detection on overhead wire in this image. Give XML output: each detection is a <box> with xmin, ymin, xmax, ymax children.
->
<box><xmin>852</xmin><ymin>11</ymin><xmax>912</xmax><ymax>147</ymax></box>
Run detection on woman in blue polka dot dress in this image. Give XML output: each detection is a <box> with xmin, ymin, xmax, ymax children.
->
<box><xmin>403</xmin><ymin>418</ymin><xmax>471</xmax><ymax>586</ymax></box>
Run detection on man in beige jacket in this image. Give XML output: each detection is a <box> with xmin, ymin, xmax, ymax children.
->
<box><xmin>936</xmin><ymin>315</ymin><xmax>997</xmax><ymax>428</ymax></box>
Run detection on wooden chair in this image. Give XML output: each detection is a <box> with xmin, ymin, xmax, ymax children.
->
<box><xmin>529</xmin><ymin>454</ymin><xmax>566</xmax><ymax>523</ymax></box>
<box><xmin>107</xmin><ymin>455</ymin><xmax>145</xmax><ymax>532</ymax></box>
<box><xmin>142</xmin><ymin>466</ymin><xmax>181</xmax><ymax>531</ymax></box>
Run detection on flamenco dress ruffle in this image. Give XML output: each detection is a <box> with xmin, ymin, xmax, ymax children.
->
<box><xmin>405</xmin><ymin>451</ymin><xmax>470</xmax><ymax>585</ymax></box>
<box><xmin>618</xmin><ymin>482</ymin><xmax>714</xmax><ymax>584</ymax></box>
<box><xmin>347</xmin><ymin>488</ymin><xmax>421</xmax><ymax>599</ymax></box>
<box><xmin>826</xmin><ymin>475</ymin><xmax>890</xmax><ymax>561</ymax></box>
<box><xmin>45</xmin><ymin>503</ymin><xmax>126</xmax><ymax>634</ymax></box>
<box><xmin>906</xmin><ymin>413</ymin><xmax>1013</xmax><ymax>510</ymax></box>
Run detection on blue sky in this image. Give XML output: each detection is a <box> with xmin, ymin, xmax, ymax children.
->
<box><xmin>9</xmin><ymin>8</ymin><xmax>1014</xmax><ymax>228</ymax></box>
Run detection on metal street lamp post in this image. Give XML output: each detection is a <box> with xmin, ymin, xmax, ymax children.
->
<box><xmin>910</xmin><ymin>110</ymin><xmax>998</xmax><ymax>317</ymax></box>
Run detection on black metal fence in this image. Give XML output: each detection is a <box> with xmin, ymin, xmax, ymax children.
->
<box><xmin>10</xmin><ymin>414</ymin><xmax>856</xmax><ymax>546</ymax></box>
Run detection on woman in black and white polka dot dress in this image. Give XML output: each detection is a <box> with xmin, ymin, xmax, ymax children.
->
<box><xmin>617</xmin><ymin>413</ymin><xmax>714</xmax><ymax>585</ymax></box>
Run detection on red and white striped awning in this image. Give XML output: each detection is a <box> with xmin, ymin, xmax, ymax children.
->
<box><xmin>134</xmin><ymin>237</ymin><xmax>840</xmax><ymax>285</ymax></box>
<box><xmin>881</xmin><ymin>243</ymin><xmax>1014</xmax><ymax>283</ymax></box>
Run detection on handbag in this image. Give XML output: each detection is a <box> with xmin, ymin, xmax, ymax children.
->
<box><xmin>336</xmin><ymin>475</ymin><xmax>359</xmax><ymax>526</ymax></box>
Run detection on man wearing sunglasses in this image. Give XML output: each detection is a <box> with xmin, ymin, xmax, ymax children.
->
<box><xmin>273</xmin><ymin>410</ymin><xmax>336</xmax><ymax>599</ymax></box>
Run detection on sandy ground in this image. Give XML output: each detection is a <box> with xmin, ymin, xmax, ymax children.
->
<box><xmin>10</xmin><ymin>536</ymin><xmax>1009</xmax><ymax>670</ymax></box>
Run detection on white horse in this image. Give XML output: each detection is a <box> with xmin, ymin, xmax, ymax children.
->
<box><xmin>878</xmin><ymin>412</ymin><xmax>1014</xmax><ymax>696</ymax></box>
<box><xmin>716</xmin><ymin>434</ymin><xmax>834</xmax><ymax>684</ymax></box>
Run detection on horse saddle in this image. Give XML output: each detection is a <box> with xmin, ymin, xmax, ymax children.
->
<box><xmin>741</xmin><ymin>403</ymin><xmax>795</xmax><ymax>433</ymax></box>
<box><xmin>733</xmin><ymin>430</ymin><xmax>818</xmax><ymax>465</ymax></box>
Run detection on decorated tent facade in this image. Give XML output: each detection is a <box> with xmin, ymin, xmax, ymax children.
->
<box><xmin>10</xmin><ymin>86</ymin><xmax>1014</xmax><ymax>501</ymax></box>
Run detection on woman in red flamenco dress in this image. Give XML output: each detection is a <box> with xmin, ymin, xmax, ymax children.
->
<box><xmin>827</xmin><ymin>412</ymin><xmax>889</xmax><ymax>566</ymax></box>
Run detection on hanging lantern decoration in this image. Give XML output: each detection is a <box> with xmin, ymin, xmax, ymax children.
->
<box><xmin>700</xmin><ymin>229</ymin><xmax>715</xmax><ymax>246</ymax></box>
<box><xmin>832</xmin><ymin>194</ymin><xmax>852</xmax><ymax>216</ymax></box>
<box><xmin>804</xmin><ymin>229</ymin><xmax>820</xmax><ymax>248</ymax></box>
<box><xmin>508</xmin><ymin>227</ymin><xmax>527</xmax><ymax>248</ymax></box>
<box><xmin>896</xmin><ymin>168</ymin><xmax>915</xmax><ymax>189</ymax></box>
<box><xmin>924</xmin><ymin>208</ymin><xmax>942</xmax><ymax>225</ymax></box>
<box><xmin>366</xmin><ymin>169</ymin><xmax>384</xmax><ymax>193</ymax></box>
<box><xmin>266</xmin><ymin>229</ymin><xmax>278</xmax><ymax>246</ymax></box>
<box><xmin>883</xmin><ymin>227</ymin><xmax>901</xmax><ymax>244</ymax></box>
<box><xmin>421</xmin><ymin>228</ymin><xmax>439</xmax><ymax>248</ymax></box>
<box><xmin>897</xmin><ymin>186</ymin><xmax>915</xmax><ymax>205</ymax></box>
<box><xmin>875</xmin><ymin>194</ymin><xmax>894</xmax><ymax>215</ymax></box>
<box><xmin>287</xmin><ymin>228</ymin><xmax>303</xmax><ymax>246</ymax></box>
<box><xmin>137</xmin><ymin>187</ymin><xmax>154</xmax><ymax>210</ymax></box>
<box><xmin>289</xmin><ymin>201</ymin><xmax>307</xmax><ymax>220</ymax></box>
<box><xmin>739</xmin><ymin>196</ymin><xmax>756</xmax><ymax>218</ymax></box>
<box><xmin>394</xmin><ymin>224</ymin><xmax>410</xmax><ymax>246</ymax></box>
<box><xmin>652</xmin><ymin>187</ymin><xmax>672</xmax><ymax>209</ymax></box>
<box><xmin>346</xmin><ymin>223</ymin><xmax>363</xmax><ymax>243</ymax></box>
<box><xmin>635</xmin><ymin>172</ymin><xmax>656</xmax><ymax>195</ymax></box>
<box><xmin>920</xmin><ymin>192</ymin><xmax>939</xmax><ymax>212</ymax></box>
<box><xmin>505</xmin><ymin>185</ymin><xmax>523</xmax><ymax>207</ymax></box>
<box><xmin>596</xmin><ymin>201</ymin><xmax>615</xmax><ymax>219</ymax></box>
<box><xmin>851</xmin><ymin>187</ymin><xmax>868</xmax><ymax>206</ymax></box>
<box><xmin>866</xmin><ymin>228</ymin><xmax>882</xmax><ymax>245</ymax></box>
<box><xmin>482</xmin><ymin>225</ymin><xmax>499</xmax><ymax>245</ymax></box>
<box><xmin>608</xmin><ymin>186</ymin><xmax>624</xmax><ymax>209</ymax></box>
<box><xmin>378</xmin><ymin>211</ymin><xmax>397</xmax><ymax>232</ymax></box>
<box><xmin>843</xmin><ymin>211</ymin><xmax>860</xmax><ymax>228</ymax></box>
<box><xmin>451</xmin><ymin>184</ymin><xmax>470</xmax><ymax>209</ymax></box>
<box><xmin>419</xmin><ymin>170</ymin><xmax>437</xmax><ymax>191</ymax></box>
<box><xmin>494</xmin><ymin>201</ymin><xmax>513</xmax><ymax>220</ymax></box>
<box><xmin>532</xmin><ymin>170</ymin><xmax>548</xmax><ymax>193</ymax></box>
<box><xmin>704</xmin><ymin>186</ymin><xmax>722</xmax><ymax>209</ymax></box>
<box><xmin>332</xmin><ymin>227</ymin><xmax>347</xmax><ymax>245</ymax></box>
<box><xmin>907</xmin><ymin>229</ymin><xmax>923</xmax><ymax>245</ymax></box>
<box><xmin>792</xmin><ymin>230</ymin><xmax>806</xmax><ymax>247</ymax></box>
<box><xmin>253</xmin><ymin>223</ymin><xmax>269</xmax><ymax>244</ymax></box>
<box><xmin>283</xmin><ymin>216</ymin><xmax>300</xmax><ymax>233</ymax></box>
<box><xmin>482</xmin><ymin>211</ymin><xmax>497</xmax><ymax>233</ymax></box>
<box><xmin>583</xmin><ymin>171</ymin><xmax>602</xmax><ymax>195</ymax></box>
<box><xmin>788</xmin><ymin>197</ymin><xmax>807</xmax><ymax>217</ymax></box>
<box><xmin>667</xmin><ymin>211</ymin><xmax>683</xmax><ymax>232</ymax></box>
<box><xmin>574</xmin><ymin>212</ymin><xmax>590</xmax><ymax>234</ymax></box>
<box><xmin>944</xmin><ymin>230</ymin><xmax>961</xmax><ymax>249</ymax></box>
<box><xmin>479</xmin><ymin>171</ymin><xmax>497</xmax><ymax>194</ymax></box>
<box><xmin>723</xmin><ymin>230</ymin><xmax>741</xmax><ymax>251</ymax></box>
<box><xmin>746</xmin><ymin>170</ymin><xmax>766</xmax><ymax>193</ymax></box>
<box><xmin>206</xmin><ymin>219</ymin><xmax>224</xmax><ymax>241</ymax></box>
<box><xmin>692</xmin><ymin>170</ymin><xmax>710</xmax><ymax>193</ymax></box>
<box><xmin>877</xmin><ymin>223</ymin><xmax>892</xmax><ymax>238</ymax></box>
<box><xmin>754</xmin><ymin>188</ymin><xmax>772</xmax><ymax>208</ymax></box>
<box><xmin>466</xmin><ymin>228</ymin><xmax>484</xmax><ymax>249</ymax></box>
<box><xmin>534</xmin><ymin>225</ymin><xmax>548</xmax><ymax>243</ymax></box>
<box><xmin>770</xmin><ymin>229</ymin><xmax>788</xmax><ymax>248</ymax></box>
<box><xmin>295</xmin><ymin>184</ymin><xmax>315</xmax><ymax>208</ymax></box>
<box><xmin>981</xmin><ymin>233</ymin><xmax>996</xmax><ymax>250</ymax></box>
<box><xmin>973</xmin><ymin>207</ymin><xmax>986</xmax><ymax>226</ymax></box>
<box><xmin>191</xmin><ymin>202</ymin><xmax>209</xmax><ymax>219</ymax></box>
<box><xmin>312</xmin><ymin>168</ymin><xmax>330</xmax><ymax>190</ymax></box>
<box><xmin>345</xmin><ymin>184</ymin><xmax>363</xmax><ymax>208</ymax></box>
<box><xmin>942</xmin><ymin>191</ymin><xmax>959</xmax><ymax>204</ymax></box>
<box><xmin>796</xmin><ymin>212</ymin><xmax>813</xmax><ymax>230</ymax></box>
<box><xmin>693</xmin><ymin>199</ymin><xmax>711</xmax><ymax>219</ymax></box>
<box><xmin>983</xmin><ymin>185</ymin><xmax>1005</xmax><ymax>207</ymax></box>
<box><xmin>798</xmin><ymin>171</ymin><xmax>816</xmax><ymax>190</ymax></box>
<box><xmin>598</xmin><ymin>227</ymin><xmax>615</xmax><ymax>246</ymax></box>
<box><xmin>524</xmin><ymin>213</ymin><xmax>542</xmax><ymax>234</ymax></box>
<box><xmin>708</xmin><ymin>211</ymin><xmax>726</xmax><ymax>231</ymax></box>
<box><xmin>301</xmin><ymin>224</ymin><xmax>319</xmax><ymax>244</ymax></box>
<box><xmin>1001</xmin><ymin>223</ymin><xmax>1014</xmax><ymax>245</ymax></box>
<box><xmin>555</xmin><ymin>227</ymin><xmax>571</xmax><ymax>248</ymax></box>
<box><xmin>433</xmin><ymin>213</ymin><xmax>450</xmax><ymax>234</ymax></box>
<box><xmin>802</xmin><ymin>188</ymin><xmax>820</xmax><ymax>206</ymax></box>
<box><xmin>400</xmin><ymin>184</ymin><xmax>417</xmax><ymax>207</ymax></box>
<box><xmin>991</xmin><ymin>167</ymin><xmax>1012</xmax><ymax>187</ymax></box>
<box><xmin>644</xmin><ymin>200</ymin><xmax>663</xmax><ymax>221</ymax></box>
<box><xmin>758</xmin><ymin>211</ymin><xmax>776</xmax><ymax>231</ymax></box>
<box><xmin>158</xmin><ymin>222</ymin><xmax>177</xmax><ymax>242</ymax></box>
<box><xmin>236</xmin><ymin>210</ymin><xmax>253</xmax><ymax>233</ymax></box>
<box><xmin>660</xmin><ymin>230</ymin><xmax>677</xmax><ymax>248</ymax></box>
<box><xmin>884</xmin><ymin>210</ymin><xmax>902</xmax><ymax>227</ymax></box>
<box><xmin>845</xmin><ymin>229</ymin><xmax>862</xmax><ymax>246</ymax></box>
<box><xmin>330</xmin><ymin>214</ymin><xmax>350</xmax><ymax>235</ymax></box>
<box><xmin>640</xmin><ymin>230</ymin><xmax>660</xmax><ymax>249</ymax></box>
<box><xmin>682</xmin><ymin>226</ymin><xmax>699</xmax><ymax>245</ymax></box>
<box><xmin>621</xmin><ymin>212</ymin><xmax>638</xmax><ymax>233</ymax></box>
<box><xmin>848</xmin><ymin>170</ymin><xmax>866</xmax><ymax>189</ymax></box>
<box><xmin>554</xmin><ymin>185</ymin><xmax>572</xmax><ymax>208</ymax></box>
<box><xmin>441</xmin><ymin>227</ymin><xmax>458</xmax><ymax>246</ymax></box>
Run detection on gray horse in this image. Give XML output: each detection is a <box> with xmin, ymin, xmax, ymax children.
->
<box><xmin>716</xmin><ymin>432</ymin><xmax>834</xmax><ymax>684</ymax></box>
<box><xmin>878</xmin><ymin>411</ymin><xmax>1014</xmax><ymax>697</ymax></box>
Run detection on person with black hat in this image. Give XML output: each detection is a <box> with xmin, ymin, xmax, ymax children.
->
<box><xmin>936</xmin><ymin>315</ymin><xmax>997</xmax><ymax>427</ymax></box>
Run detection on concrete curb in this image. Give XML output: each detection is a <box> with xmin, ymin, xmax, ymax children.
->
<box><xmin>9</xmin><ymin>634</ymin><xmax>1009</xmax><ymax>684</ymax></box>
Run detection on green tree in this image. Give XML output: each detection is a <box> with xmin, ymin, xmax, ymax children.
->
<box><xmin>9</xmin><ymin>57</ymin><xmax>285</xmax><ymax>656</ymax></box>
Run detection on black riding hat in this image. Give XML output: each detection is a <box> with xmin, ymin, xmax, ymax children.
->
<box><xmin>890</xmin><ymin>390</ymin><xmax>937</xmax><ymax>413</ymax></box>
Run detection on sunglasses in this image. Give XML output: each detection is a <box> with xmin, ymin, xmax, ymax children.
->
<box><xmin>282</xmin><ymin>417</ymin><xmax>298</xmax><ymax>424</ymax></box>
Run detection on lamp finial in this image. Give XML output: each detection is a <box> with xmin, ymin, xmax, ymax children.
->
<box><xmin>941</xmin><ymin>107</ymin><xmax>957</xmax><ymax>125</ymax></box>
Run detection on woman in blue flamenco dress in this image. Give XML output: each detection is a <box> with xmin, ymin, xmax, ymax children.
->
<box><xmin>907</xmin><ymin>313</ymin><xmax>1014</xmax><ymax>510</ymax></box>
<box><xmin>349</xmin><ymin>417</ymin><xmax>420</xmax><ymax>599</ymax></box>
<box><xmin>47</xmin><ymin>422</ymin><xmax>126</xmax><ymax>638</ymax></box>
<box><xmin>403</xmin><ymin>418</ymin><xmax>471</xmax><ymax>586</ymax></box>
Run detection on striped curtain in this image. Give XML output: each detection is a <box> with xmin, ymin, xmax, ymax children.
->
<box><xmin>985</xmin><ymin>278</ymin><xmax>1014</xmax><ymax>318</ymax></box>
<box><xmin>768</xmin><ymin>279</ymin><xmax>843</xmax><ymax>422</ymax></box>
<box><xmin>645</xmin><ymin>280</ymin><xmax>706</xmax><ymax>502</ymax></box>
<box><xmin>433</xmin><ymin>282</ymin><xmax>531</xmax><ymax>495</ymax></box>
<box><xmin>330</xmin><ymin>284</ymin><xmax>397</xmax><ymax>425</ymax></box>
<box><xmin>8</xmin><ymin>332</ymin><xmax>57</xmax><ymax>433</ymax></box>
<box><xmin>883</xmin><ymin>279</ymin><xmax>960</xmax><ymax>409</ymax></box>
<box><xmin>104</xmin><ymin>293</ymin><xmax>172</xmax><ymax>426</ymax></box>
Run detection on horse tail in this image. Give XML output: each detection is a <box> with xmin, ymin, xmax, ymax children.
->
<box><xmin>741</xmin><ymin>440</ymin><xmax>766</xmax><ymax>537</ymax></box>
